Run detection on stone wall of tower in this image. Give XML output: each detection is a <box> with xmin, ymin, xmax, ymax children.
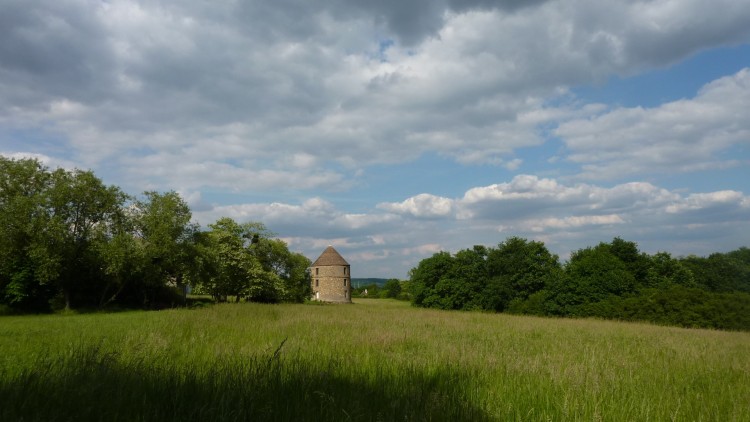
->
<box><xmin>311</xmin><ymin>264</ymin><xmax>351</xmax><ymax>303</ymax></box>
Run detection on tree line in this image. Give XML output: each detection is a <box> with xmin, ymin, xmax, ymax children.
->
<box><xmin>0</xmin><ymin>157</ymin><xmax>311</xmax><ymax>313</ymax></box>
<box><xmin>408</xmin><ymin>237</ymin><xmax>750</xmax><ymax>330</ymax></box>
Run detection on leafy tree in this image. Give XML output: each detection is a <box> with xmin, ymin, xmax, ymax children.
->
<box><xmin>397</xmin><ymin>279</ymin><xmax>413</xmax><ymax>300</ymax></box>
<box><xmin>40</xmin><ymin>168</ymin><xmax>128</xmax><ymax>309</ymax></box>
<box><xmin>198</xmin><ymin>218</ymin><xmax>285</xmax><ymax>303</ymax></box>
<box><xmin>131</xmin><ymin>191</ymin><xmax>198</xmax><ymax>305</ymax></box>
<box><xmin>549</xmin><ymin>244</ymin><xmax>636</xmax><ymax>315</ymax></box>
<box><xmin>94</xmin><ymin>227</ymin><xmax>143</xmax><ymax>308</ymax></box>
<box><xmin>681</xmin><ymin>251</ymin><xmax>750</xmax><ymax>293</ymax></box>
<box><xmin>0</xmin><ymin>158</ymin><xmax>54</xmax><ymax>310</ymax></box>
<box><xmin>282</xmin><ymin>251</ymin><xmax>312</xmax><ymax>303</ymax></box>
<box><xmin>252</xmin><ymin>237</ymin><xmax>311</xmax><ymax>302</ymax></box>
<box><xmin>443</xmin><ymin>246</ymin><xmax>488</xmax><ymax>309</ymax></box>
<box><xmin>410</xmin><ymin>240</ymin><xmax>561</xmax><ymax>312</ymax></box>
<box><xmin>405</xmin><ymin>234</ymin><xmax>750</xmax><ymax>329</ymax></box>
<box><xmin>608</xmin><ymin>237</ymin><xmax>652</xmax><ymax>286</ymax></box>
<box><xmin>202</xmin><ymin>218</ymin><xmax>259</xmax><ymax>301</ymax></box>
<box><xmin>1</xmin><ymin>159</ymin><xmax>129</xmax><ymax>310</ymax></box>
<box><xmin>483</xmin><ymin>237</ymin><xmax>561</xmax><ymax>311</ymax></box>
<box><xmin>0</xmin><ymin>159</ymin><xmax>313</xmax><ymax>311</ymax></box>
<box><xmin>409</xmin><ymin>251</ymin><xmax>454</xmax><ymax>307</ymax></box>
<box><xmin>644</xmin><ymin>252</ymin><xmax>695</xmax><ymax>289</ymax></box>
<box><xmin>423</xmin><ymin>276</ymin><xmax>469</xmax><ymax>309</ymax></box>
<box><xmin>726</xmin><ymin>247</ymin><xmax>750</xmax><ymax>267</ymax></box>
<box><xmin>409</xmin><ymin>246</ymin><xmax>488</xmax><ymax>310</ymax></box>
<box><xmin>383</xmin><ymin>279</ymin><xmax>402</xmax><ymax>298</ymax></box>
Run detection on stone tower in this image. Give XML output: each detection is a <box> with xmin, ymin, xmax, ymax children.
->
<box><xmin>311</xmin><ymin>245</ymin><xmax>351</xmax><ymax>303</ymax></box>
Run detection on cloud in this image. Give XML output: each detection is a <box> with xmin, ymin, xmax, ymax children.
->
<box><xmin>327</xmin><ymin>0</ymin><xmax>553</xmax><ymax>45</ymax></box>
<box><xmin>1</xmin><ymin>151</ymin><xmax>78</xmax><ymax>171</ymax></box>
<box><xmin>199</xmin><ymin>175</ymin><xmax>749</xmax><ymax>277</ymax></box>
<box><xmin>2</xmin><ymin>1</ymin><xmax>749</xmax><ymax>277</ymax></box>
<box><xmin>377</xmin><ymin>193</ymin><xmax>455</xmax><ymax>218</ymax></box>
<box><xmin>557</xmin><ymin>68</ymin><xmax>750</xmax><ymax>180</ymax></box>
<box><xmin>664</xmin><ymin>191</ymin><xmax>750</xmax><ymax>226</ymax></box>
<box><xmin>119</xmin><ymin>152</ymin><xmax>352</xmax><ymax>194</ymax></box>
<box><xmin>195</xmin><ymin>197</ymin><xmax>403</xmax><ymax>239</ymax></box>
<box><xmin>519</xmin><ymin>214</ymin><xmax>625</xmax><ymax>233</ymax></box>
<box><xmin>457</xmin><ymin>175</ymin><xmax>590</xmax><ymax>220</ymax></box>
<box><xmin>2</xmin><ymin>0</ymin><xmax>748</xmax><ymax>193</ymax></box>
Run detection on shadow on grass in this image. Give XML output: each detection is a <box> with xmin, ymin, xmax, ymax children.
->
<box><xmin>1</xmin><ymin>344</ymin><xmax>490</xmax><ymax>421</ymax></box>
<box><xmin>46</xmin><ymin>296</ymin><xmax>216</xmax><ymax>315</ymax></box>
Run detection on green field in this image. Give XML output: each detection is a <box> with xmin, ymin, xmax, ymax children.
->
<box><xmin>1</xmin><ymin>300</ymin><xmax>749</xmax><ymax>421</ymax></box>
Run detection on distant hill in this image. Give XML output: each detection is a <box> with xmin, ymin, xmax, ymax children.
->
<box><xmin>351</xmin><ymin>278</ymin><xmax>389</xmax><ymax>288</ymax></box>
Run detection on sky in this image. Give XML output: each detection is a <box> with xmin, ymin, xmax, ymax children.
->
<box><xmin>1</xmin><ymin>0</ymin><xmax>749</xmax><ymax>278</ymax></box>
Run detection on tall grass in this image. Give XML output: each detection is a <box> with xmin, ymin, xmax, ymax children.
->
<box><xmin>1</xmin><ymin>300</ymin><xmax>749</xmax><ymax>421</ymax></box>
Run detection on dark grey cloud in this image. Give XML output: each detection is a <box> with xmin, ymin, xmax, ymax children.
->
<box><xmin>330</xmin><ymin>0</ymin><xmax>551</xmax><ymax>45</ymax></box>
<box><xmin>621</xmin><ymin>1</ymin><xmax>750</xmax><ymax>70</ymax></box>
<box><xmin>0</xmin><ymin>0</ymin><xmax>115</xmax><ymax>109</ymax></box>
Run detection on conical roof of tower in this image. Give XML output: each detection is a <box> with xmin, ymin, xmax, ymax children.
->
<box><xmin>312</xmin><ymin>246</ymin><xmax>349</xmax><ymax>266</ymax></box>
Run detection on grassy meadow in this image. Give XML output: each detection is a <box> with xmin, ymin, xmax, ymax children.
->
<box><xmin>1</xmin><ymin>299</ymin><xmax>749</xmax><ymax>421</ymax></box>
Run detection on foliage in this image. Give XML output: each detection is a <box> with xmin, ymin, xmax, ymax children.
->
<box><xmin>409</xmin><ymin>236</ymin><xmax>750</xmax><ymax>330</ymax></box>
<box><xmin>0</xmin><ymin>157</ymin><xmax>54</xmax><ymax>310</ymax></box>
<box><xmin>409</xmin><ymin>251</ymin><xmax>453</xmax><ymax>307</ymax></box>
<box><xmin>383</xmin><ymin>278</ymin><xmax>402</xmax><ymax>298</ymax></box>
<box><xmin>482</xmin><ymin>237</ymin><xmax>562</xmax><ymax>311</ymax></box>
<box><xmin>253</xmin><ymin>236</ymin><xmax>311</xmax><ymax>302</ymax></box>
<box><xmin>128</xmin><ymin>191</ymin><xmax>198</xmax><ymax>306</ymax></box>
<box><xmin>193</xmin><ymin>218</ymin><xmax>311</xmax><ymax>304</ymax></box>
<box><xmin>0</xmin><ymin>158</ymin><xmax>129</xmax><ymax>310</ymax></box>
<box><xmin>578</xmin><ymin>287</ymin><xmax>750</xmax><ymax>331</ymax></box>
<box><xmin>546</xmin><ymin>243</ymin><xmax>636</xmax><ymax>316</ymax></box>
<box><xmin>681</xmin><ymin>251</ymin><xmax>750</xmax><ymax>293</ymax></box>
<box><xmin>410</xmin><ymin>239</ymin><xmax>561</xmax><ymax>313</ymax></box>
<box><xmin>0</xmin><ymin>158</ymin><xmax>311</xmax><ymax>311</ymax></box>
<box><xmin>644</xmin><ymin>251</ymin><xmax>696</xmax><ymax>288</ymax></box>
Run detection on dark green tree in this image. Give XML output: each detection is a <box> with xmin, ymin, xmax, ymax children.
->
<box><xmin>608</xmin><ymin>237</ymin><xmax>651</xmax><ymax>286</ymax></box>
<box><xmin>41</xmin><ymin>168</ymin><xmax>128</xmax><ymax>309</ymax></box>
<box><xmin>282</xmin><ymin>251</ymin><xmax>312</xmax><ymax>302</ymax></box>
<box><xmin>644</xmin><ymin>252</ymin><xmax>696</xmax><ymax>289</ymax></box>
<box><xmin>94</xmin><ymin>223</ymin><xmax>143</xmax><ymax>308</ymax></box>
<box><xmin>549</xmin><ymin>244</ymin><xmax>636</xmax><ymax>315</ymax></box>
<box><xmin>409</xmin><ymin>251</ymin><xmax>454</xmax><ymax>307</ymax></box>
<box><xmin>0</xmin><ymin>158</ymin><xmax>54</xmax><ymax>310</ymax></box>
<box><xmin>252</xmin><ymin>237</ymin><xmax>311</xmax><ymax>302</ymax></box>
<box><xmin>681</xmin><ymin>251</ymin><xmax>750</xmax><ymax>293</ymax></box>
<box><xmin>131</xmin><ymin>191</ymin><xmax>199</xmax><ymax>306</ymax></box>
<box><xmin>483</xmin><ymin>237</ymin><xmax>561</xmax><ymax>311</ymax></box>
<box><xmin>383</xmin><ymin>278</ymin><xmax>402</xmax><ymax>298</ymax></box>
<box><xmin>441</xmin><ymin>246</ymin><xmax>488</xmax><ymax>309</ymax></box>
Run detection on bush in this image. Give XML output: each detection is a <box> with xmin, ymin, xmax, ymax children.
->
<box><xmin>506</xmin><ymin>290</ymin><xmax>550</xmax><ymax>316</ymax></box>
<box><xmin>396</xmin><ymin>292</ymin><xmax>411</xmax><ymax>301</ymax></box>
<box><xmin>577</xmin><ymin>287</ymin><xmax>750</xmax><ymax>330</ymax></box>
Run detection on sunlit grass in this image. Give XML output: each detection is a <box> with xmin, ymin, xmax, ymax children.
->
<box><xmin>1</xmin><ymin>299</ymin><xmax>749</xmax><ymax>420</ymax></box>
